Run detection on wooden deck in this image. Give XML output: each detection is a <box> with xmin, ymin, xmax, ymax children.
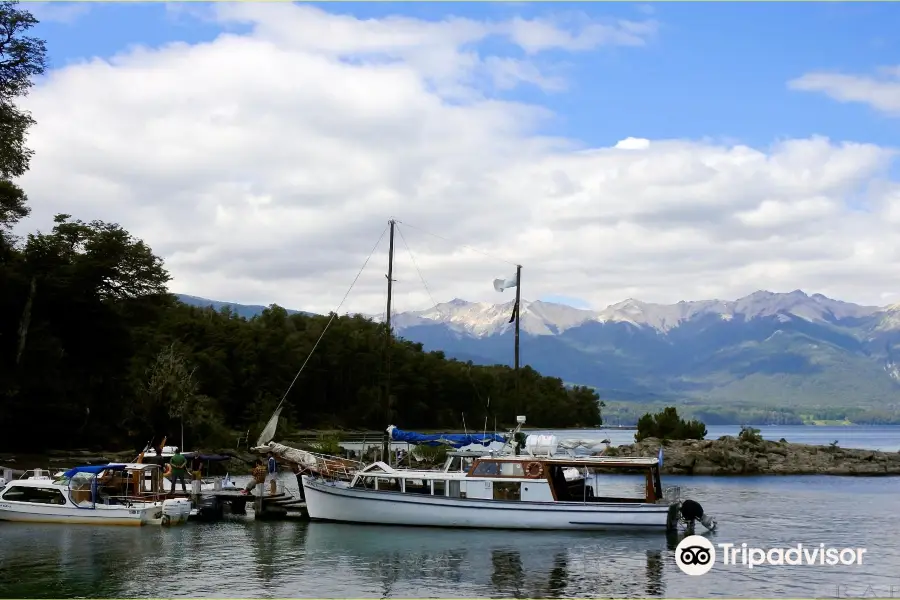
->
<box><xmin>172</xmin><ymin>487</ymin><xmax>309</xmax><ymax>521</ymax></box>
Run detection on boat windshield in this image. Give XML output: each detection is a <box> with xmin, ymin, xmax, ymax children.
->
<box><xmin>68</xmin><ymin>472</ymin><xmax>96</xmax><ymax>507</ymax></box>
<box><xmin>445</xmin><ymin>456</ymin><xmax>476</xmax><ymax>473</ymax></box>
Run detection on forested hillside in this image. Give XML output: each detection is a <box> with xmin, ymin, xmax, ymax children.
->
<box><xmin>0</xmin><ymin>2</ymin><xmax>600</xmax><ymax>452</ymax></box>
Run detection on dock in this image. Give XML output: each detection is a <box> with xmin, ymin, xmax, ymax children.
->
<box><xmin>171</xmin><ymin>482</ymin><xmax>308</xmax><ymax>521</ymax></box>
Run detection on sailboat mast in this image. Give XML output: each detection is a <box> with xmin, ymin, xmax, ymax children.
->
<box><xmin>514</xmin><ymin>264</ymin><xmax>522</xmax><ymax>414</ymax></box>
<box><xmin>382</xmin><ymin>219</ymin><xmax>396</xmax><ymax>465</ymax></box>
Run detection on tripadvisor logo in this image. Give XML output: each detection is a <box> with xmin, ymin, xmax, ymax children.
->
<box><xmin>675</xmin><ymin>535</ymin><xmax>867</xmax><ymax>576</ymax></box>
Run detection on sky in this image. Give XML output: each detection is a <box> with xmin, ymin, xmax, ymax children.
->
<box><xmin>13</xmin><ymin>1</ymin><xmax>900</xmax><ymax>315</ymax></box>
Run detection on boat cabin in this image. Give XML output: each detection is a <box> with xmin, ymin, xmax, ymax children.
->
<box><xmin>441</xmin><ymin>450</ymin><xmax>489</xmax><ymax>474</ymax></box>
<box><xmin>62</xmin><ymin>463</ymin><xmax>166</xmax><ymax>505</ymax></box>
<box><xmin>0</xmin><ymin>464</ymin><xmax>165</xmax><ymax>509</ymax></box>
<box><xmin>350</xmin><ymin>455</ymin><xmax>668</xmax><ymax>504</ymax></box>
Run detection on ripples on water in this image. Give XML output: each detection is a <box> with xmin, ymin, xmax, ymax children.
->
<box><xmin>1</xmin><ymin>474</ymin><xmax>899</xmax><ymax>598</ymax></box>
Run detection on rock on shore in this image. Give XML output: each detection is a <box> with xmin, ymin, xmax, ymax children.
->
<box><xmin>609</xmin><ymin>436</ymin><xmax>900</xmax><ymax>476</ymax></box>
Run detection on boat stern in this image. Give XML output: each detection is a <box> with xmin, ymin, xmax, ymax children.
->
<box><xmin>160</xmin><ymin>498</ymin><xmax>191</xmax><ymax>526</ymax></box>
<box><xmin>664</xmin><ymin>486</ymin><xmax>717</xmax><ymax>534</ymax></box>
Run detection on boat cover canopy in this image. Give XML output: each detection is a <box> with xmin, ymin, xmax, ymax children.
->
<box><xmin>387</xmin><ymin>425</ymin><xmax>506</xmax><ymax>448</ymax></box>
<box><xmin>62</xmin><ymin>464</ymin><xmax>125</xmax><ymax>478</ymax></box>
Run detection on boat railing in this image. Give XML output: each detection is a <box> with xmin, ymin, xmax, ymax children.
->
<box><xmin>95</xmin><ymin>494</ymin><xmax>158</xmax><ymax>508</ymax></box>
<box><xmin>306</xmin><ymin>451</ymin><xmax>363</xmax><ymax>481</ymax></box>
<box><xmin>18</xmin><ymin>468</ymin><xmax>54</xmax><ymax>481</ymax></box>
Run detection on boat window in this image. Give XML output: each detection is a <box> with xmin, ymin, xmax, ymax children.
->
<box><xmin>471</xmin><ymin>461</ymin><xmax>501</xmax><ymax>476</ymax></box>
<box><xmin>432</xmin><ymin>480</ymin><xmax>447</xmax><ymax>496</ymax></box>
<box><xmin>376</xmin><ymin>478</ymin><xmax>400</xmax><ymax>491</ymax></box>
<box><xmin>353</xmin><ymin>476</ymin><xmax>376</xmax><ymax>489</ymax></box>
<box><xmin>493</xmin><ymin>481</ymin><xmax>521</xmax><ymax>501</ymax></box>
<box><xmin>447</xmin><ymin>457</ymin><xmax>461</xmax><ymax>472</ymax></box>
<box><xmin>499</xmin><ymin>462</ymin><xmax>525</xmax><ymax>477</ymax></box>
<box><xmin>1</xmin><ymin>485</ymin><xmax>67</xmax><ymax>505</ymax></box>
<box><xmin>461</xmin><ymin>457</ymin><xmax>474</xmax><ymax>472</ymax></box>
<box><xmin>403</xmin><ymin>479</ymin><xmax>431</xmax><ymax>494</ymax></box>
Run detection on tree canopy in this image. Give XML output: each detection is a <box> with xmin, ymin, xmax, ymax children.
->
<box><xmin>0</xmin><ymin>1</ymin><xmax>46</xmax><ymax>231</ymax></box>
<box><xmin>0</xmin><ymin>217</ymin><xmax>603</xmax><ymax>451</ymax></box>
<box><xmin>635</xmin><ymin>406</ymin><xmax>707</xmax><ymax>442</ymax></box>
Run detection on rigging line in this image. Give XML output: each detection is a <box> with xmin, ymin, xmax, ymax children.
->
<box><xmin>395</xmin><ymin>224</ymin><xmax>442</xmax><ymax>318</ymax></box>
<box><xmin>272</xmin><ymin>222</ymin><xmax>390</xmax><ymax>414</ymax></box>
<box><xmin>394</xmin><ymin>219</ymin><xmax>518</xmax><ymax>267</ymax></box>
<box><xmin>396</xmin><ymin>223</ymin><xmax>488</xmax><ymax>407</ymax></box>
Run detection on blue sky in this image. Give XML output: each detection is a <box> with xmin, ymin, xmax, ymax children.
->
<box><xmin>32</xmin><ymin>1</ymin><xmax>900</xmax><ymax>150</ymax></box>
<box><xmin>19</xmin><ymin>1</ymin><xmax>900</xmax><ymax>312</ymax></box>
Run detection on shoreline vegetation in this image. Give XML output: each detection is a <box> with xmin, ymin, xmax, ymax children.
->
<box><xmin>4</xmin><ymin>433</ymin><xmax>900</xmax><ymax>477</ymax></box>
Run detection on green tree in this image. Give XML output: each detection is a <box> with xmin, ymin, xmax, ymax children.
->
<box><xmin>635</xmin><ymin>406</ymin><xmax>707</xmax><ymax>442</ymax></box>
<box><xmin>0</xmin><ymin>1</ymin><xmax>47</xmax><ymax>229</ymax></box>
<box><xmin>1</xmin><ymin>215</ymin><xmax>171</xmax><ymax>450</ymax></box>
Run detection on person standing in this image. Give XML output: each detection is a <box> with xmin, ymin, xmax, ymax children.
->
<box><xmin>266</xmin><ymin>452</ymin><xmax>278</xmax><ymax>493</ymax></box>
<box><xmin>190</xmin><ymin>453</ymin><xmax>204</xmax><ymax>482</ymax></box>
<box><xmin>290</xmin><ymin>463</ymin><xmax>306</xmax><ymax>501</ymax></box>
<box><xmin>168</xmin><ymin>447</ymin><xmax>188</xmax><ymax>494</ymax></box>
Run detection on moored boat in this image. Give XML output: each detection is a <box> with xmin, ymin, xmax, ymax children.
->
<box><xmin>0</xmin><ymin>464</ymin><xmax>165</xmax><ymax>526</ymax></box>
<box><xmin>303</xmin><ymin>453</ymin><xmax>717</xmax><ymax>532</ymax></box>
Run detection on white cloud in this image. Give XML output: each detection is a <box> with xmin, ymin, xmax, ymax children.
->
<box><xmin>28</xmin><ymin>2</ymin><xmax>92</xmax><ymax>25</ymax></box>
<box><xmin>614</xmin><ymin>137</ymin><xmax>650</xmax><ymax>150</ymax></box>
<box><xmin>788</xmin><ymin>66</ymin><xmax>900</xmax><ymax>116</ymax></box>
<box><xmin>14</xmin><ymin>4</ymin><xmax>900</xmax><ymax>315</ymax></box>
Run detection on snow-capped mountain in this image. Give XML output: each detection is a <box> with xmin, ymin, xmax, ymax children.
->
<box><xmin>178</xmin><ymin>290</ymin><xmax>900</xmax><ymax>407</ymax></box>
<box><xmin>384</xmin><ymin>290</ymin><xmax>900</xmax><ymax>406</ymax></box>
<box><xmin>385</xmin><ymin>290</ymin><xmax>886</xmax><ymax>338</ymax></box>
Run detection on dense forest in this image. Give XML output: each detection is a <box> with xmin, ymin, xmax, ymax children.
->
<box><xmin>0</xmin><ymin>3</ymin><xmax>602</xmax><ymax>452</ymax></box>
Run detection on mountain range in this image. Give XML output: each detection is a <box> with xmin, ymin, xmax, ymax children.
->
<box><xmin>176</xmin><ymin>291</ymin><xmax>900</xmax><ymax>414</ymax></box>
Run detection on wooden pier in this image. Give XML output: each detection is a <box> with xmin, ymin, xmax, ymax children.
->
<box><xmin>171</xmin><ymin>482</ymin><xmax>308</xmax><ymax>522</ymax></box>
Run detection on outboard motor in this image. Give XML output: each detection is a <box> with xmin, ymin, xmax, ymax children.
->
<box><xmin>672</xmin><ymin>499</ymin><xmax>717</xmax><ymax>535</ymax></box>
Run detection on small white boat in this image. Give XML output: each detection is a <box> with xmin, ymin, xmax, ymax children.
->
<box><xmin>0</xmin><ymin>464</ymin><xmax>167</xmax><ymax>527</ymax></box>
<box><xmin>303</xmin><ymin>453</ymin><xmax>717</xmax><ymax>532</ymax></box>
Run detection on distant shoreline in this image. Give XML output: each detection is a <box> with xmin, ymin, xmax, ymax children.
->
<box><xmin>291</xmin><ymin>423</ymin><xmax>895</xmax><ymax>436</ymax></box>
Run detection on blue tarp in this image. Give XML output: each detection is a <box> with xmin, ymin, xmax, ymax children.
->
<box><xmin>62</xmin><ymin>464</ymin><xmax>125</xmax><ymax>478</ymax></box>
<box><xmin>389</xmin><ymin>427</ymin><xmax>506</xmax><ymax>448</ymax></box>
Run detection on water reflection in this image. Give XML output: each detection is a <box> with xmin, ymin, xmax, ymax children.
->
<box><xmin>302</xmin><ymin>523</ymin><xmax>671</xmax><ymax>598</ymax></box>
<box><xmin>2</xmin><ymin>474</ymin><xmax>900</xmax><ymax>598</ymax></box>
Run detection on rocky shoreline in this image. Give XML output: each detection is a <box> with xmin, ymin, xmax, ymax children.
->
<box><xmin>610</xmin><ymin>435</ymin><xmax>900</xmax><ymax>476</ymax></box>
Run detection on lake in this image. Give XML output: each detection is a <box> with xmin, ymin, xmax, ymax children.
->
<box><xmin>539</xmin><ymin>424</ymin><xmax>900</xmax><ymax>452</ymax></box>
<box><xmin>0</xmin><ymin>425</ymin><xmax>898</xmax><ymax>598</ymax></box>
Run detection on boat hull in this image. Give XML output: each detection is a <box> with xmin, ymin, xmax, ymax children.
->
<box><xmin>302</xmin><ymin>477</ymin><xmax>672</xmax><ymax>531</ymax></box>
<box><xmin>0</xmin><ymin>504</ymin><xmax>160</xmax><ymax>526</ymax></box>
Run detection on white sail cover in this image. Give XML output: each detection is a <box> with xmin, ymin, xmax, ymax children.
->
<box><xmin>252</xmin><ymin>441</ymin><xmax>359</xmax><ymax>480</ymax></box>
<box><xmin>256</xmin><ymin>406</ymin><xmax>283</xmax><ymax>448</ymax></box>
<box><xmin>252</xmin><ymin>441</ymin><xmax>318</xmax><ymax>468</ymax></box>
<box><xmin>557</xmin><ymin>438</ymin><xmax>611</xmax><ymax>452</ymax></box>
<box><xmin>524</xmin><ymin>435</ymin><xmax>610</xmax><ymax>456</ymax></box>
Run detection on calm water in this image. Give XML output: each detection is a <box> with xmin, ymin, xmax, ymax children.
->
<box><xmin>1</xmin><ymin>426</ymin><xmax>899</xmax><ymax>598</ymax></box>
<box><xmin>537</xmin><ymin>425</ymin><xmax>900</xmax><ymax>452</ymax></box>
